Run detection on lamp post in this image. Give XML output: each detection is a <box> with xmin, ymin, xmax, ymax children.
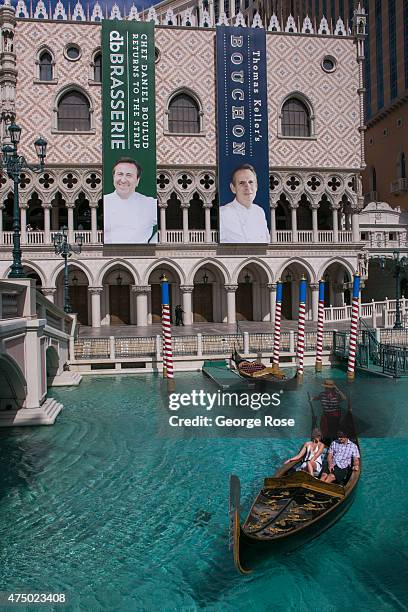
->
<box><xmin>53</xmin><ymin>226</ymin><xmax>83</xmax><ymax>313</ymax></box>
<box><xmin>1</xmin><ymin>123</ymin><xmax>47</xmax><ymax>278</ymax></box>
<box><xmin>391</xmin><ymin>251</ymin><xmax>408</xmax><ymax>329</ymax></box>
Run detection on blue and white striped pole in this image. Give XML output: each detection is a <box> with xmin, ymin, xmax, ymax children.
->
<box><xmin>347</xmin><ymin>272</ymin><xmax>361</xmax><ymax>380</ymax></box>
<box><xmin>161</xmin><ymin>275</ymin><xmax>174</xmax><ymax>380</ymax></box>
<box><xmin>315</xmin><ymin>279</ymin><xmax>325</xmax><ymax>372</ymax></box>
<box><xmin>297</xmin><ymin>276</ymin><xmax>307</xmax><ymax>379</ymax></box>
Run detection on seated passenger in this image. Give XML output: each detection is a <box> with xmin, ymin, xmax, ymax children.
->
<box><xmin>320</xmin><ymin>430</ymin><xmax>360</xmax><ymax>484</ymax></box>
<box><xmin>284</xmin><ymin>429</ymin><xmax>325</xmax><ymax>477</ymax></box>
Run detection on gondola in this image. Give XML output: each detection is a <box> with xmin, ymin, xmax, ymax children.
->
<box><xmin>230</xmin><ymin>349</ymin><xmax>298</xmax><ymax>389</ymax></box>
<box><xmin>229</xmin><ymin>403</ymin><xmax>361</xmax><ymax>574</ymax></box>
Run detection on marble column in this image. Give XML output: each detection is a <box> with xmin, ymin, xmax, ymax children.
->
<box><xmin>42</xmin><ymin>287</ymin><xmax>56</xmax><ymax>303</ymax></box>
<box><xmin>89</xmin><ymin>286</ymin><xmax>103</xmax><ymax>328</ymax></box>
<box><xmin>290</xmin><ymin>204</ymin><xmax>298</xmax><ymax>242</ymax></box>
<box><xmin>332</xmin><ymin>204</ymin><xmax>339</xmax><ymax>242</ymax></box>
<box><xmin>270</xmin><ymin>202</ymin><xmax>277</xmax><ymax>243</ymax></box>
<box><xmin>351</xmin><ymin>211</ymin><xmax>360</xmax><ymax>242</ymax></box>
<box><xmin>67</xmin><ymin>203</ymin><xmax>75</xmax><ymax>243</ymax></box>
<box><xmin>132</xmin><ymin>285</ymin><xmax>150</xmax><ymax>327</ymax></box>
<box><xmin>159</xmin><ymin>204</ymin><xmax>167</xmax><ymax>243</ymax></box>
<box><xmin>0</xmin><ymin>203</ymin><xmax>3</xmax><ymax>244</ymax></box>
<box><xmin>182</xmin><ymin>203</ymin><xmax>189</xmax><ymax>243</ymax></box>
<box><xmin>42</xmin><ymin>203</ymin><xmax>51</xmax><ymax>244</ymax></box>
<box><xmin>20</xmin><ymin>204</ymin><xmax>27</xmax><ymax>244</ymax></box>
<box><xmin>311</xmin><ymin>205</ymin><xmax>319</xmax><ymax>242</ymax></box>
<box><xmin>225</xmin><ymin>284</ymin><xmax>238</xmax><ymax>324</ymax></box>
<box><xmin>267</xmin><ymin>282</ymin><xmax>277</xmax><ymax>323</ymax></box>
<box><xmin>180</xmin><ymin>285</ymin><xmax>194</xmax><ymax>324</ymax></box>
<box><xmin>204</xmin><ymin>204</ymin><xmax>212</xmax><ymax>243</ymax></box>
<box><xmin>90</xmin><ymin>201</ymin><xmax>98</xmax><ymax>244</ymax></box>
<box><xmin>310</xmin><ymin>283</ymin><xmax>319</xmax><ymax>321</ymax></box>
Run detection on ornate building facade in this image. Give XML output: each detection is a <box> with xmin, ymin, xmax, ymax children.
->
<box><xmin>0</xmin><ymin>0</ymin><xmax>389</xmax><ymax>328</ymax></box>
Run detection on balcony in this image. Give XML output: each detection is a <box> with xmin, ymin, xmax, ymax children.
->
<box><xmin>0</xmin><ymin>229</ymin><xmax>356</xmax><ymax>247</ymax></box>
<box><xmin>390</xmin><ymin>178</ymin><xmax>408</xmax><ymax>195</ymax></box>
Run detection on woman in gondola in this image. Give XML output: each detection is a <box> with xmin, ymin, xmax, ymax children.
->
<box><xmin>284</xmin><ymin>429</ymin><xmax>325</xmax><ymax>477</ymax></box>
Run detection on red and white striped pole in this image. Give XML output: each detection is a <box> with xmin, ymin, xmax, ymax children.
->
<box><xmin>315</xmin><ymin>279</ymin><xmax>325</xmax><ymax>372</ymax></box>
<box><xmin>297</xmin><ymin>276</ymin><xmax>307</xmax><ymax>379</ymax></box>
<box><xmin>272</xmin><ymin>280</ymin><xmax>283</xmax><ymax>372</ymax></box>
<box><xmin>161</xmin><ymin>275</ymin><xmax>174</xmax><ymax>381</ymax></box>
<box><xmin>347</xmin><ymin>272</ymin><xmax>361</xmax><ymax>380</ymax></box>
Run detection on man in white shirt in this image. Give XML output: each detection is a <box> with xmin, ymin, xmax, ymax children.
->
<box><xmin>219</xmin><ymin>164</ymin><xmax>270</xmax><ymax>243</ymax></box>
<box><xmin>104</xmin><ymin>158</ymin><xmax>157</xmax><ymax>244</ymax></box>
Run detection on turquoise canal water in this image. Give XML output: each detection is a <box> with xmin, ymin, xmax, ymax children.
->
<box><xmin>0</xmin><ymin>369</ymin><xmax>407</xmax><ymax>611</ymax></box>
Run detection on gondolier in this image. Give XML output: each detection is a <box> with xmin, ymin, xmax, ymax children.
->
<box><xmin>313</xmin><ymin>380</ymin><xmax>346</xmax><ymax>438</ymax></box>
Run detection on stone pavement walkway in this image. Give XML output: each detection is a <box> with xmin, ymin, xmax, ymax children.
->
<box><xmin>78</xmin><ymin>319</ymin><xmax>352</xmax><ymax>337</ymax></box>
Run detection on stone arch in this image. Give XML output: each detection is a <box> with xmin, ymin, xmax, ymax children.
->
<box><xmin>51</xmin><ymin>260</ymin><xmax>94</xmax><ymax>287</ymax></box>
<box><xmin>96</xmin><ymin>259</ymin><xmax>139</xmax><ymax>287</ymax></box>
<box><xmin>319</xmin><ymin>258</ymin><xmax>355</xmax><ymax>307</ymax></box>
<box><xmin>232</xmin><ymin>259</ymin><xmax>273</xmax><ymax>322</ymax></box>
<box><xmin>191</xmin><ymin>260</ymin><xmax>229</xmax><ymax>323</ymax></box>
<box><xmin>188</xmin><ymin>258</ymin><xmax>230</xmax><ymax>285</ymax></box>
<box><xmin>0</xmin><ymin>354</ymin><xmax>26</xmax><ymax>410</ymax></box>
<box><xmin>278</xmin><ymin>258</ymin><xmax>316</xmax><ymax>320</ymax></box>
<box><xmin>231</xmin><ymin>258</ymin><xmax>273</xmax><ymax>284</ymax></box>
<box><xmin>19</xmin><ymin>260</ymin><xmax>46</xmax><ymax>286</ymax></box>
<box><xmin>144</xmin><ymin>259</ymin><xmax>185</xmax><ymax>286</ymax></box>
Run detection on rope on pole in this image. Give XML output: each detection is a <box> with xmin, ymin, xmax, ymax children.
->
<box><xmin>297</xmin><ymin>276</ymin><xmax>307</xmax><ymax>378</ymax></box>
<box><xmin>315</xmin><ymin>279</ymin><xmax>325</xmax><ymax>372</ymax></box>
<box><xmin>272</xmin><ymin>280</ymin><xmax>283</xmax><ymax>370</ymax></box>
<box><xmin>161</xmin><ymin>275</ymin><xmax>174</xmax><ymax>379</ymax></box>
<box><xmin>347</xmin><ymin>273</ymin><xmax>361</xmax><ymax>380</ymax></box>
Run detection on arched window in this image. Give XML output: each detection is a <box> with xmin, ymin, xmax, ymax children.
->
<box><xmin>57</xmin><ymin>90</ymin><xmax>91</xmax><ymax>131</ymax></box>
<box><xmin>168</xmin><ymin>93</ymin><xmax>200</xmax><ymax>134</ymax></box>
<box><xmin>398</xmin><ymin>152</ymin><xmax>406</xmax><ymax>179</ymax></box>
<box><xmin>281</xmin><ymin>97</ymin><xmax>311</xmax><ymax>137</ymax></box>
<box><xmin>39</xmin><ymin>50</ymin><xmax>53</xmax><ymax>81</ymax></box>
<box><xmin>370</xmin><ymin>166</ymin><xmax>377</xmax><ymax>191</ymax></box>
<box><xmin>93</xmin><ymin>53</ymin><xmax>102</xmax><ymax>82</ymax></box>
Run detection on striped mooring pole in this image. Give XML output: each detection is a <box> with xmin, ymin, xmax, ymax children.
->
<box><xmin>297</xmin><ymin>276</ymin><xmax>307</xmax><ymax>379</ymax></box>
<box><xmin>272</xmin><ymin>280</ymin><xmax>283</xmax><ymax>371</ymax></box>
<box><xmin>161</xmin><ymin>275</ymin><xmax>174</xmax><ymax>380</ymax></box>
<box><xmin>347</xmin><ymin>272</ymin><xmax>361</xmax><ymax>380</ymax></box>
<box><xmin>315</xmin><ymin>279</ymin><xmax>325</xmax><ymax>372</ymax></box>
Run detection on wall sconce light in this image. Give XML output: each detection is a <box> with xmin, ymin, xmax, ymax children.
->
<box><xmin>285</xmin><ymin>270</ymin><xmax>292</xmax><ymax>282</ymax></box>
<box><xmin>202</xmin><ymin>269</ymin><xmax>209</xmax><ymax>284</ymax></box>
<box><xmin>116</xmin><ymin>272</ymin><xmax>122</xmax><ymax>285</ymax></box>
<box><xmin>244</xmin><ymin>271</ymin><xmax>251</xmax><ymax>284</ymax></box>
<box><xmin>72</xmin><ymin>274</ymin><xmax>78</xmax><ymax>285</ymax></box>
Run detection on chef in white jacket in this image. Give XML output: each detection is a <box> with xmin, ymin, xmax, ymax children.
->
<box><xmin>219</xmin><ymin>164</ymin><xmax>270</xmax><ymax>244</ymax></box>
<box><xmin>104</xmin><ymin>158</ymin><xmax>157</xmax><ymax>244</ymax></box>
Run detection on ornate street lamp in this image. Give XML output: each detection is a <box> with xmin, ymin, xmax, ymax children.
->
<box><xmin>380</xmin><ymin>251</ymin><xmax>408</xmax><ymax>329</ymax></box>
<box><xmin>53</xmin><ymin>226</ymin><xmax>83</xmax><ymax>313</ymax></box>
<box><xmin>392</xmin><ymin>251</ymin><xmax>408</xmax><ymax>329</ymax></box>
<box><xmin>1</xmin><ymin>123</ymin><xmax>47</xmax><ymax>278</ymax></box>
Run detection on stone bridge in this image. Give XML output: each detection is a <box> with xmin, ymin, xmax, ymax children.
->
<box><xmin>0</xmin><ymin>279</ymin><xmax>81</xmax><ymax>426</ymax></box>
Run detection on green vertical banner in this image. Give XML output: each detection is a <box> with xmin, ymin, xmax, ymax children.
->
<box><xmin>102</xmin><ymin>20</ymin><xmax>157</xmax><ymax>244</ymax></box>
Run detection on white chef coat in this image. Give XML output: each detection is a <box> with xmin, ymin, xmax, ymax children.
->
<box><xmin>104</xmin><ymin>190</ymin><xmax>157</xmax><ymax>244</ymax></box>
<box><xmin>219</xmin><ymin>198</ymin><xmax>270</xmax><ymax>243</ymax></box>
